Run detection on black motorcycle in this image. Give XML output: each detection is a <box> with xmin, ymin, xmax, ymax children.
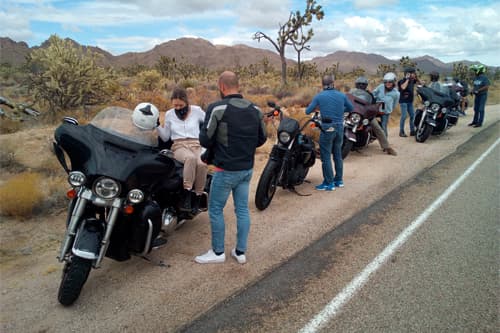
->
<box><xmin>53</xmin><ymin>106</ymin><xmax>209</xmax><ymax>306</ymax></box>
<box><xmin>414</xmin><ymin>86</ymin><xmax>461</xmax><ymax>143</ymax></box>
<box><xmin>254</xmin><ymin>102</ymin><xmax>320</xmax><ymax>211</ymax></box>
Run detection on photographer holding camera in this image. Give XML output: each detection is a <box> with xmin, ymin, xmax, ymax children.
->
<box><xmin>398</xmin><ymin>67</ymin><xmax>421</xmax><ymax>137</ymax></box>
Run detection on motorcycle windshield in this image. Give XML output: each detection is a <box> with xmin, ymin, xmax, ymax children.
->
<box><xmin>55</xmin><ymin>106</ymin><xmax>176</xmax><ymax>187</ymax></box>
<box><xmin>417</xmin><ymin>86</ymin><xmax>457</xmax><ymax>107</ymax></box>
<box><xmin>90</xmin><ymin>106</ymin><xmax>158</xmax><ymax>147</ymax></box>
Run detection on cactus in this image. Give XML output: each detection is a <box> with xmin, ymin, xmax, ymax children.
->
<box><xmin>26</xmin><ymin>35</ymin><xmax>115</xmax><ymax>115</ymax></box>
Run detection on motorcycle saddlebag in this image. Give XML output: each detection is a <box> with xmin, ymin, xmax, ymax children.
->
<box><xmin>128</xmin><ymin>200</ymin><xmax>162</xmax><ymax>254</ymax></box>
<box><xmin>447</xmin><ymin>111</ymin><xmax>459</xmax><ymax>126</ymax></box>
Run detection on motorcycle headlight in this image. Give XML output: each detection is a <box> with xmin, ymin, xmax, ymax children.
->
<box><xmin>68</xmin><ymin>171</ymin><xmax>86</xmax><ymax>187</ymax></box>
<box><xmin>441</xmin><ymin>107</ymin><xmax>447</xmax><ymax>114</ymax></box>
<box><xmin>431</xmin><ymin>103</ymin><xmax>440</xmax><ymax>112</ymax></box>
<box><xmin>424</xmin><ymin>101</ymin><xmax>430</xmax><ymax>107</ymax></box>
<box><xmin>93</xmin><ymin>177</ymin><xmax>121</xmax><ymax>199</ymax></box>
<box><xmin>278</xmin><ymin>131</ymin><xmax>291</xmax><ymax>145</ymax></box>
<box><xmin>362</xmin><ymin>118</ymin><xmax>369</xmax><ymax>126</ymax></box>
<box><xmin>350</xmin><ymin>113</ymin><xmax>362</xmax><ymax>124</ymax></box>
<box><xmin>127</xmin><ymin>189</ymin><xmax>144</xmax><ymax>204</ymax></box>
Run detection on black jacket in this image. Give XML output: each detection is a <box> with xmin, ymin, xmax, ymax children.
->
<box><xmin>199</xmin><ymin>94</ymin><xmax>267</xmax><ymax>171</ymax></box>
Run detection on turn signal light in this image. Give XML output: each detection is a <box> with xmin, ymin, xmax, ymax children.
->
<box><xmin>273</xmin><ymin>111</ymin><xmax>279</xmax><ymax>116</ymax></box>
<box><xmin>66</xmin><ymin>189</ymin><xmax>77</xmax><ymax>199</ymax></box>
<box><xmin>123</xmin><ymin>205</ymin><xmax>134</xmax><ymax>215</ymax></box>
<box><xmin>310</xmin><ymin>123</ymin><xmax>316</xmax><ymax>128</ymax></box>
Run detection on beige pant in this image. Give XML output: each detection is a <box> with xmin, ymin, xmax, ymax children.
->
<box><xmin>172</xmin><ymin>139</ymin><xmax>208</xmax><ymax>194</ymax></box>
<box><xmin>371</xmin><ymin>118</ymin><xmax>390</xmax><ymax>150</ymax></box>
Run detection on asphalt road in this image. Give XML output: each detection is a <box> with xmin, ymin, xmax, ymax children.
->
<box><xmin>180</xmin><ymin>122</ymin><xmax>499</xmax><ymax>332</ymax></box>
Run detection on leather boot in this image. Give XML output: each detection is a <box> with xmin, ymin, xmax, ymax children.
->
<box><xmin>180</xmin><ymin>189</ymin><xmax>192</xmax><ymax>212</ymax></box>
<box><xmin>384</xmin><ymin>147</ymin><xmax>398</xmax><ymax>156</ymax></box>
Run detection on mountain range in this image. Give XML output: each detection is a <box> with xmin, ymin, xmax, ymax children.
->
<box><xmin>0</xmin><ymin>36</ymin><xmax>487</xmax><ymax>75</ymax></box>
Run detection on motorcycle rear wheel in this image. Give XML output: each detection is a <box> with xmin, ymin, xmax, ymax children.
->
<box><xmin>255</xmin><ymin>160</ymin><xmax>280</xmax><ymax>211</ymax></box>
<box><xmin>58</xmin><ymin>256</ymin><xmax>92</xmax><ymax>306</ymax></box>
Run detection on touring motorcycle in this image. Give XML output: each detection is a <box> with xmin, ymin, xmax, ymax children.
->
<box><xmin>53</xmin><ymin>106</ymin><xmax>209</xmax><ymax>306</ymax></box>
<box><xmin>254</xmin><ymin>102</ymin><xmax>320</xmax><ymax>211</ymax></box>
<box><xmin>414</xmin><ymin>86</ymin><xmax>461</xmax><ymax>143</ymax></box>
<box><xmin>342</xmin><ymin>93</ymin><xmax>384</xmax><ymax>159</ymax></box>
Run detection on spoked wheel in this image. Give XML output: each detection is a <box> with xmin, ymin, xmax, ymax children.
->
<box><xmin>255</xmin><ymin>160</ymin><xmax>280</xmax><ymax>211</ymax></box>
<box><xmin>58</xmin><ymin>256</ymin><xmax>92</xmax><ymax>306</ymax></box>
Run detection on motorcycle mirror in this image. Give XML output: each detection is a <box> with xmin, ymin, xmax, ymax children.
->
<box><xmin>267</xmin><ymin>101</ymin><xmax>276</xmax><ymax>108</ymax></box>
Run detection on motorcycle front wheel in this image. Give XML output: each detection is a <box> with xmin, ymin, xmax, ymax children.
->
<box><xmin>415</xmin><ymin>123</ymin><xmax>433</xmax><ymax>143</ymax></box>
<box><xmin>58</xmin><ymin>256</ymin><xmax>92</xmax><ymax>306</ymax></box>
<box><xmin>255</xmin><ymin>160</ymin><xmax>280</xmax><ymax>211</ymax></box>
<box><xmin>341</xmin><ymin>139</ymin><xmax>354</xmax><ymax>159</ymax></box>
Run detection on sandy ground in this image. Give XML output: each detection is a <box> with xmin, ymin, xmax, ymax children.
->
<box><xmin>1</xmin><ymin>105</ymin><xmax>499</xmax><ymax>332</ymax></box>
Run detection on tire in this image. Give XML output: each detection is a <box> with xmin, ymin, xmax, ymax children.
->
<box><xmin>255</xmin><ymin>160</ymin><xmax>280</xmax><ymax>211</ymax></box>
<box><xmin>341</xmin><ymin>139</ymin><xmax>354</xmax><ymax>159</ymax></box>
<box><xmin>58</xmin><ymin>256</ymin><xmax>92</xmax><ymax>306</ymax></box>
<box><xmin>415</xmin><ymin>123</ymin><xmax>432</xmax><ymax>143</ymax></box>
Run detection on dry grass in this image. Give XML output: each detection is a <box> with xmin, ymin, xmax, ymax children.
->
<box><xmin>0</xmin><ymin>172</ymin><xmax>44</xmax><ymax>218</ymax></box>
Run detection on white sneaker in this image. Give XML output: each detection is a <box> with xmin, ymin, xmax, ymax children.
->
<box><xmin>194</xmin><ymin>249</ymin><xmax>225</xmax><ymax>264</ymax></box>
<box><xmin>231</xmin><ymin>249</ymin><xmax>247</xmax><ymax>264</ymax></box>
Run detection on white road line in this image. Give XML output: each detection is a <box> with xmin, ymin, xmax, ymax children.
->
<box><xmin>299</xmin><ymin>138</ymin><xmax>500</xmax><ymax>333</ymax></box>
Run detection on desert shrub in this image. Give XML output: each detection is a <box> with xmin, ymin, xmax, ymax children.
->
<box><xmin>136</xmin><ymin>69</ymin><xmax>162</xmax><ymax>91</ymax></box>
<box><xmin>0</xmin><ymin>172</ymin><xmax>44</xmax><ymax>218</ymax></box>
<box><xmin>178</xmin><ymin>79</ymin><xmax>197</xmax><ymax>89</ymax></box>
<box><xmin>0</xmin><ymin>117</ymin><xmax>22</xmax><ymax>134</ymax></box>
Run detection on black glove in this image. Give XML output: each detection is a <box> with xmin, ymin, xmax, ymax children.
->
<box><xmin>201</xmin><ymin>148</ymin><xmax>214</xmax><ymax>165</ymax></box>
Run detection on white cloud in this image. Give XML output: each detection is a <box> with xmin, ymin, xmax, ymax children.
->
<box><xmin>353</xmin><ymin>0</ymin><xmax>398</xmax><ymax>9</ymax></box>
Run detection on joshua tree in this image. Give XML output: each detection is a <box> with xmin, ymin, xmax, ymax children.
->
<box><xmin>253</xmin><ymin>0</ymin><xmax>324</xmax><ymax>86</ymax></box>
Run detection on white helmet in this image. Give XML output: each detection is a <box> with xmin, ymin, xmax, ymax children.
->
<box><xmin>383</xmin><ymin>72</ymin><xmax>397</xmax><ymax>83</ymax></box>
<box><xmin>132</xmin><ymin>102</ymin><xmax>159</xmax><ymax>130</ymax></box>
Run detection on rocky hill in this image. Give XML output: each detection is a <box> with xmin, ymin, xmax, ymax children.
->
<box><xmin>0</xmin><ymin>36</ymin><xmax>486</xmax><ymax>74</ymax></box>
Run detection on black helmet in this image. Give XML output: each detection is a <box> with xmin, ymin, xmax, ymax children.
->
<box><xmin>430</xmin><ymin>71</ymin><xmax>439</xmax><ymax>82</ymax></box>
<box><xmin>322</xmin><ymin>74</ymin><xmax>335</xmax><ymax>89</ymax></box>
<box><xmin>355</xmin><ymin>76</ymin><xmax>368</xmax><ymax>90</ymax></box>
<box><xmin>404</xmin><ymin>66</ymin><xmax>416</xmax><ymax>74</ymax></box>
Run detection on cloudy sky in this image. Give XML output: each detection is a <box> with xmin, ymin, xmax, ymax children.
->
<box><xmin>1</xmin><ymin>0</ymin><xmax>499</xmax><ymax>66</ymax></box>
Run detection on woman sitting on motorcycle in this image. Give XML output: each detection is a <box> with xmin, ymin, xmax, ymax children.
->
<box><xmin>157</xmin><ymin>87</ymin><xmax>208</xmax><ymax>212</ymax></box>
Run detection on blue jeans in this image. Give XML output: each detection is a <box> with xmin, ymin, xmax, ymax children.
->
<box><xmin>208</xmin><ymin>169</ymin><xmax>253</xmax><ymax>253</ymax></box>
<box><xmin>473</xmin><ymin>93</ymin><xmax>487</xmax><ymax>125</ymax></box>
<box><xmin>380</xmin><ymin>114</ymin><xmax>390</xmax><ymax>137</ymax></box>
<box><xmin>319</xmin><ymin>125</ymin><xmax>343</xmax><ymax>184</ymax></box>
<box><xmin>399</xmin><ymin>102</ymin><xmax>415</xmax><ymax>134</ymax></box>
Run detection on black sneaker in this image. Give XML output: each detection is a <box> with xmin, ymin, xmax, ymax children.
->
<box><xmin>410</xmin><ymin>130</ymin><xmax>416</xmax><ymax>136</ymax></box>
<box><xmin>467</xmin><ymin>122</ymin><xmax>476</xmax><ymax>126</ymax></box>
<box><xmin>399</xmin><ymin>132</ymin><xmax>407</xmax><ymax>137</ymax></box>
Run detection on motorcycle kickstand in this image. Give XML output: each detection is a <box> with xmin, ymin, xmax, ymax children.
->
<box><xmin>287</xmin><ymin>186</ymin><xmax>312</xmax><ymax>197</ymax></box>
<box><xmin>136</xmin><ymin>254</ymin><xmax>170</xmax><ymax>268</ymax></box>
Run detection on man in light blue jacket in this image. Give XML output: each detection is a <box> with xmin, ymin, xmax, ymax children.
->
<box><xmin>372</xmin><ymin>72</ymin><xmax>400</xmax><ymax>137</ymax></box>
